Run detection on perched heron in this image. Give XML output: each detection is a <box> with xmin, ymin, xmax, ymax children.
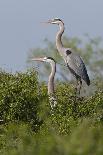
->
<box><xmin>31</xmin><ymin>56</ymin><xmax>57</xmax><ymax>109</ymax></box>
<box><xmin>44</xmin><ymin>18</ymin><xmax>90</xmax><ymax>95</ymax></box>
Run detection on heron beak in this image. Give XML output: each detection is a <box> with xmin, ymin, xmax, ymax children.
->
<box><xmin>47</xmin><ymin>20</ymin><xmax>52</xmax><ymax>23</ymax></box>
<box><xmin>31</xmin><ymin>57</ymin><xmax>44</xmax><ymax>62</ymax></box>
<box><xmin>41</xmin><ymin>20</ymin><xmax>52</xmax><ymax>24</ymax></box>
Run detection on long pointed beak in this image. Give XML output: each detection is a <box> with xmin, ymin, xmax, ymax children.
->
<box><xmin>41</xmin><ymin>20</ymin><xmax>52</xmax><ymax>24</ymax></box>
<box><xmin>31</xmin><ymin>57</ymin><xmax>44</xmax><ymax>62</ymax></box>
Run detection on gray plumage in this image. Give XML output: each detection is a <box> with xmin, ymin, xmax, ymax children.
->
<box><xmin>46</xmin><ymin>18</ymin><xmax>90</xmax><ymax>94</ymax></box>
<box><xmin>66</xmin><ymin>50</ymin><xmax>90</xmax><ymax>86</ymax></box>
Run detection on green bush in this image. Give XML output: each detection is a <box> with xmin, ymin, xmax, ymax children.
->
<box><xmin>0</xmin><ymin>70</ymin><xmax>103</xmax><ymax>154</ymax></box>
<box><xmin>0</xmin><ymin>70</ymin><xmax>45</xmax><ymax>130</ymax></box>
<box><xmin>0</xmin><ymin>120</ymin><xmax>103</xmax><ymax>155</ymax></box>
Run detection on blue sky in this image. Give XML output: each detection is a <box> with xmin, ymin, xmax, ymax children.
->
<box><xmin>0</xmin><ymin>0</ymin><xmax>103</xmax><ymax>72</ymax></box>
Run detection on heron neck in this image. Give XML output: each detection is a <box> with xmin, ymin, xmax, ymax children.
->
<box><xmin>48</xmin><ymin>62</ymin><xmax>56</xmax><ymax>95</ymax></box>
<box><xmin>56</xmin><ymin>23</ymin><xmax>64</xmax><ymax>51</ymax></box>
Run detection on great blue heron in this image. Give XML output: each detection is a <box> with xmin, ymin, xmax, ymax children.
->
<box><xmin>31</xmin><ymin>56</ymin><xmax>57</xmax><ymax>109</ymax></box>
<box><xmin>45</xmin><ymin>18</ymin><xmax>90</xmax><ymax>95</ymax></box>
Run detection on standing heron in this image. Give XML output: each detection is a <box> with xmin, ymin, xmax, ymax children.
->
<box><xmin>31</xmin><ymin>56</ymin><xmax>57</xmax><ymax>109</ymax></box>
<box><xmin>44</xmin><ymin>18</ymin><xmax>90</xmax><ymax>95</ymax></box>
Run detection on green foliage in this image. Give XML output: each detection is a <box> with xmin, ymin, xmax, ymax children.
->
<box><xmin>0</xmin><ymin>119</ymin><xmax>103</xmax><ymax>155</ymax></box>
<box><xmin>0</xmin><ymin>69</ymin><xmax>44</xmax><ymax>130</ymax></box>
<box><xmin>0</xmin><ymin>70</ymin><xmax>103</xmax><ymax>154</ymax></box>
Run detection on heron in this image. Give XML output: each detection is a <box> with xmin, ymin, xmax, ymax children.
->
<box><xmin>31</xmin><ymin>56</ymin><xmax>57</xmax><ymax>109</ymax></box>
<box><xmin>44</xmin><ymin>18</ymin><xmax>90</xmax><ymax>95</ymax></box>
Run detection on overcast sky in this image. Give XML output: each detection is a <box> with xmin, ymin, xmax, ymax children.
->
<box><xmin>0</xmin><ymin>0</ymin><xmax>103</xmax><ymax>72</ymax></box>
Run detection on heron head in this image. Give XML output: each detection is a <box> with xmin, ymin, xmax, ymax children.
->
<box><xmin>31</xmin><ymin>56</ymin><xmax>56</xmax><ymax>64</ymax></box>
<box><xmin>46</xmin><ymin>18</ymin><xmax>64</xmax><ymax>25</ymax></box>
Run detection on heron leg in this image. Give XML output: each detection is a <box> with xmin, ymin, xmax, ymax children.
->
<box><xmin>75</xmin><ymin>78</ymin><xmax>82</xmax><ymax>98</ymax></box>
<box><xmin>77</xmin><ymin>79</ymin><xmax>82</xmax><ymax>96</ymax></box>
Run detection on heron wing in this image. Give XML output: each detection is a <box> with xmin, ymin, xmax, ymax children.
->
<box><xmin>66</xmin><ymin>52</ymin><xmax>90</xmax><ymax>85</ymax></box>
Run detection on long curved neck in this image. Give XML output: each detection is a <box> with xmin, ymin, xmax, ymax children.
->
<box><xmin>48</xmin><ymin>62</ymin><xmax>56</xmax><ymax>95</ymax></box>
<box><xmin>56</xmin><ymin>23</ymin><xmax>65</xmax><ymax>51</ymax></box>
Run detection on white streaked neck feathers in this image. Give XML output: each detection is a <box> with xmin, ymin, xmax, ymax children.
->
<box><xmin>48</xmin><ymin>62</ymin><xmax>56</xmax><ymax>95</ymax></box>
<box><xmin>56</xmin><ymin>23</ymin><xmax>65</xmax><ymax>51</ymax></box>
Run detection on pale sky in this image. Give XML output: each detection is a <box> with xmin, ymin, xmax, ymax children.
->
<box><xmin>0</xmin><ymin>0</ymin><xmax>103</xmax><ymax>72</ymax></box>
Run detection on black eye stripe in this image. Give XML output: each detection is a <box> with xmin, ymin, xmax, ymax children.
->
<box><xmin>47</xmin><ymin>57</ymin><xmax>55</xmax><ymax>62</ymax></box>
<box><xmin>54</xmin><ymin>18</ymin><xmax>62</xmax><ymax>21</ymax></box>
<box><xmin>66</xmin><ymin>50</ymin><xmax>72</xmax><ymax>55</ymax></box>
